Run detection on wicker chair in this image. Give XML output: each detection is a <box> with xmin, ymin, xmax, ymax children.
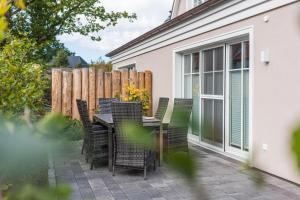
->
<box><xmin>98</xmin><ymin>98</ymin><xmax>119</xmax><ymax>114</ymax></box>
<box><xmin>165</xmin><ymin>98</ymin><xmax>193</xmax><ymax>153</ymax></box>
<box><xmin>111</xmin><ymin>102</ymin><xmax>156</xmax><ymax>179</ymax></box>
<box><xmin>154</xmin><ymin>97</ymin><xmax>169</xmax><ymax>122</ymax></box>
<box><xmin>76</xmin><ymin>99</ymin><xmax>108</xmax><ymax>169</ymax></box>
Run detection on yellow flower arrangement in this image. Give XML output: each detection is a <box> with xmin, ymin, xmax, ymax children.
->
<box><xmin>122</xmin><ymin>85</ymin><xmax>150</xmax><ymax>113</ymax></box>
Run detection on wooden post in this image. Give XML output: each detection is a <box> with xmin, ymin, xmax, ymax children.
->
<box><xmin>145</xmin><ymin>70</ymin><xmax>153</xmax><ymax>116</ymax></box>
<box><xmin>51</xmin><ymin>69</ymin><xmax>62</xmax><ymax>113</ymax></box>
<box><xmin>81</xmin><ymin>68</ymin><xmax>89</xmax><ymax>106</ymax></box>
<box><xmin>112</xmin><ymin>71</ymin><xmax>121</xmax><ymax>98</ymax></box>
<box><xmin>72</xmin><ymin>69</ymin><xmax>82</xmax><ymax>120</ymax></box>
<box><xmin>104</xmin><ymin>72</ymin><xmax>112</xmax><ymax>98</ymax></box>
<box><xmin>121</xmin><ymin>70</ymin><xmax>129</xmax><ymax>100</ymax></box>
<box><xmin>89</xmin><ymin>67</ymin><xmax>96</xmax><ymax>120</ymax></box>
<box><xmin>62</xmin><ymin>70</ymin><xmax>72</xmax><ymax>116</ymax></box>
<box><xmin>138</xmin><ymin>72</ymin><xmax>145</xmax><ymax>89</ymax></box>
<box><xmin>96</xmin><ymin>69</ymin><xmax>104</xmax><ymax>107</ymax></box>
<box><xmin>129</xmin><ymin>70</ymin><xmax>138</xmax><ymax>88</ymax></box>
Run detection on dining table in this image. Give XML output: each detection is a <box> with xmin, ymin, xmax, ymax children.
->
<box><xmin>93</xmin><ymin>113</ymin><xmax>163</xmax><ymax>171</ymax></box>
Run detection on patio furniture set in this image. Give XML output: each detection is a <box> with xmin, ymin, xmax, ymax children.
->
<box><xmin>76</xmin><ymin>98</ymin><xmax>193</xmax><ymax>179</ymax></box>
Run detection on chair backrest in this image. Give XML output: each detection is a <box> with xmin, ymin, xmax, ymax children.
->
<box><xmin>167</xmin><ymin>98</ymin><xmax>193</xmax><ymax>151</ymax></box>
<box><xmin>76</xmin><ymin>99</ymin><xmax>92</xmax><ymax>131</ymax></box>
<box><xmin>111</xmin><ymin>102</ymin><xmax>143</xmax><ymax>153</ymax></box>
<box><xmin>169</xmin><ymin>98</ymin><xmax>193</xmax><ymax>128</ymax></box>
<box><xmin>99</xmin><ymin>98</ymin><xmax>119</xmax><ymax>114</ymax></box>
<box><xmin>154</xmin><ymin>97</ymin><xmax>169</xmax><ymax>121</ymax></box>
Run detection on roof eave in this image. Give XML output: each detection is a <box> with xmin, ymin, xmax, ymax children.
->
<box><xmin>106</xmin><ymin>0</ymin><xmax>226</xmax><ymax>58</ymax></box>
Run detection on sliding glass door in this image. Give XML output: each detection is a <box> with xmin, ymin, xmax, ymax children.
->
<box><xmin>201</xmin><ymin>46</ymin><xmax>224</xmax><ymax>148</ymax></box>
<box><xmin>182</xmin><ymin>39</ymin><xmax>250</xmax><ymax>158</ymax></box>
<box><xmin>226</xmin><ymin>41</ymin><xmax>250</xmax><ymax>155</ymax></box>
<box><xmin>183</xmin><ymin>53</ymin><xmax>200</xmax><ymax>136</ymax></box>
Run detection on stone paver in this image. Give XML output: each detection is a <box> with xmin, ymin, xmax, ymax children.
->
<box><xmin>54</xmin><ymin>142</ymin><xmax>300</xmax><ymax>200</ymax></box>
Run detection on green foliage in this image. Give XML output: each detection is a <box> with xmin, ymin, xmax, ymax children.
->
<box><xmin>50</xmin><ymin>49</ymin><xmax>69</xmax><ymax>67</ymax></box>
<box><xmin>0</xmin><ymin>112</ymin><xmax>81</xmax><ymax>199</ymax></box>
<box><xmin>166</xmin><ymin>151</ymin><xmax>197</xmax><ymax>181</ymax></box>
<box><xmin>38</xmin><ymin>112</ymin><xmax>84</xmax><ymax>141</ymax></box>
<box><xmin>90</xmin><ymin>57</ymin><xmax>113</xmax><ymax>72</ymax></box>
<box><xmin>0</xmin><ymin>0</ymin><xmax>25</xmax><ymax>40</ymax></box>
<box><xmin>0</xmin><ymin>34</ymin><xmax>49</xmax><ymax>115</ymax></box>
<box><xmin>5</xmin><ymin>184</ymin><xmax>72</xmax><ymax>200</ymax></box>
<box><xmin>121</xmin><ymin>121</ymin><xmax>156</xmax><ymax>150</ymax></box>
<box><xmin>8</xmin><ymin>0</ymin><xmax>136</xmax><ymax>43</ymax></box>
<box><xmin>292</xmin><ymin>125</ymin><xmax>300</xmax><ymax>170</ymax></box>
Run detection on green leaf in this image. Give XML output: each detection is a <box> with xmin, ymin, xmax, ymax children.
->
<box><xmin>121</xmin><ymin>121</ymin><xmax>155</xmax><ymax>149</ymax></box>
<box><xmin>292</xmin><ymin>125</ymin><xmax>300</xmax><ymax>170</ymax></box>
<box><xmin>166</xmin><ymin>151</ymin><xmax>197</xmax><ymax>182</ymax></box>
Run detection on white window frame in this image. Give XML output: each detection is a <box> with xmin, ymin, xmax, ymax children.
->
<box><xmin>225</xmin><ymin>40</ymin><xmax>250</xmax><ymax>159</ymax></box>
<box><xmin>173</xmin><ymin>26</ymin><xmax>254</xmax><ymax>162</ymax></box>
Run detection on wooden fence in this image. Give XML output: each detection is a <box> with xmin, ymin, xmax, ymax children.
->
<box><xmin>51</xmin><ymin>68</ymin><xmax>153</xmax><ymax>120</ymax></box>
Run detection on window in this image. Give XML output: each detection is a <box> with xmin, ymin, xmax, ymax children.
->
<box><xmin>183</xmin><ymin>53</ymin><xmax>200</xmax><ymax>135</ymax></box>
<box><xmin>193</xmin><ymin>0</ymin><xmax>205</xmax><ymax>7</ymax></box>
<box><xmin>229</xmin><ymin>41</ymin><xmax>249</xmax><ymax>151</ymax></box>
<box><xmin>180</xmin><ymin>39</ymin><xmax>250</xmax><ymax>157</ymax></box>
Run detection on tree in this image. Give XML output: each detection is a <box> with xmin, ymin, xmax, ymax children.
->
<box><xmin>7</xmin><ymin>0</ymin><xmax>136</xmax><ymax>43</ymax></box>
<box><xmin>49</xmin><ymin>48</ymin><xmax>73</xmax><ymax>68</ymax></box>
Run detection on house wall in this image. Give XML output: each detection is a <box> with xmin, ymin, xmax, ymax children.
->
<box><xmin>172</xmin><ymin>0</ymin><xmax>187</xmax><ymax>18</ymax></box>
<box><xmin>112</xmin><ymin>2</ymin><xmax>300</xmax><ymax>183</ymax></box>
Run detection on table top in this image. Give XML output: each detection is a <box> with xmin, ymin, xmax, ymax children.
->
<box><xmin>94</xmin><ymin>113</ymin><xmax>161</xmax><ymax>127</ymax></box>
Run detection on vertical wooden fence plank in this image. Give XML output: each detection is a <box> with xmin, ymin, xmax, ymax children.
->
<box><xmin>145</xmin><ymin>70</ymin><xmax>153</xmax><ymax>116</ymax></box>
<box><xmin>89</xmin><ymin>67</ymin><xmax>96</xmax><ymax>120</ymax></box>
<box><xmin>138</xmin><ymin>72</ymin><xmax>145</xmax><ymax>89</ymax></box>
<box><xmin>72</xmin><ymin>69</ymin><xmax>82</xmax><ymax>120</ymax></box>
<box><xmin>104</xmin><ymin>72</ymin><xmax>112</xmax><ymax>98</ymax></box>
<box><xmin>52</xmin><ymin>69</ymin><xmax>62</xmax><ymax>113</ymax></box>
<box><xmin>62</xmin><ymin>70</ymin><xmax>72</xmax><ymax>116</ymax></box>
<box><xmin>121</xmin><ymin>70</ymin><xmax>129</xmax><ymax>100</ymax></box>
<box><xmin>81</xmin><ymin>68</ymin><xmax>89</xmax><ymax>108</ymax></box>
<box><xmin>129</xmin><ymin>70</ymin><xmax>138</xmax><ymax>88</ymax></box>
<box><xmin>96</xmin><ymin>69</ymin><xmax>104</xmax><ymax>107</ymax></box>
<box><xmin>112</xmin><ymin>71</ymin><xmax>121</xmax><ymax>98</ymax></box>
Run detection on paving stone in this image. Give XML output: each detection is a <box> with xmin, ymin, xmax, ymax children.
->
<box><xmin>54</xmin><ymin>142</ymin><xmax>300</xmax><ymax>200</ymax></box>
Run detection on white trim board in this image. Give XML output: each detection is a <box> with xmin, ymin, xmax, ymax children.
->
<box><xmin>111</xmin><ymin>0</ymin><xmax>297</xmax><ymax>64</ymax></box>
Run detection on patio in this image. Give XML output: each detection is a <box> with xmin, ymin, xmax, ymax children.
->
<box><xmin>54</xmin><ymin>142</ymin><xmax>300</xmax><ymax>200</ymax></box>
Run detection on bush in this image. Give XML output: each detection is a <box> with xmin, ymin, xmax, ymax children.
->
<box><xmin>0</xmin><ymin>34</ymin><xmax>49</xmax><ymax>115</ymax></box>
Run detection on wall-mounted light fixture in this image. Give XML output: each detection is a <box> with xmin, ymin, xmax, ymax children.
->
<box><xmin>260</xmin><ymin>50</ymin><xmax>270</xmax><ymax>65</ymax></box>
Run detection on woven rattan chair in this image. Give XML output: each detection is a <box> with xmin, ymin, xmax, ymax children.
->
<box><xmin>154</xmin><ymin>97</ymin><xmax>169</xmax><ymax>122</ymax></box>
<box><xmin>98</xmin><ymin>98</ymin><xmax>119</xmax><ymax>114</ymax></box>
<box><xmin>111</xmin><ymin>102</ymin><xmax>156</xmax><ymax>179</ymax></box>
<box><xmin>165</xmin><ymin>98</ymin><xmax>193</xmax><ymax>153</ymax></box>
<box><xmin>76</xmin><ymin>99</ymin><xmax>108</xmax><ymax>169</ymax></box>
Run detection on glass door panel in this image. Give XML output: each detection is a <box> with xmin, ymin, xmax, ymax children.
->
<box><xmin>183</xmin><ymin>53</ymin><xmax>200</xmax><ymax>136</ymax></box>
<box><xmin>201</xmin><ymin>46</ymin><xmax>224</xmax><ymax>147</ymax></box>
<box><xmin>192</xmin><ymin>74</ymin><xmax>200</xmax><ymax>134</ymax></box>
<box><xmin>228</xmin><ymin>41</ymin><xmax>250</xmax><ymax>152</ymax></box>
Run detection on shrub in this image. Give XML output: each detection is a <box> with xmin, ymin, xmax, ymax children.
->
<box><xmin>0</xmin><ymin>35</ymin><xmax>49</xmax><ymax>115</ymax></box>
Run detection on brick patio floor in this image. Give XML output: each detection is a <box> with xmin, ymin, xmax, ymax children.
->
<box><xmin>54</xmin><ymin>142</ymin><xmax>300</xmax><ymax>200</ymax></box>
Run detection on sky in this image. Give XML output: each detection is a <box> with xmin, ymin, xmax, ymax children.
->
<box><xmin>57</xmin><ymin>0</ymin><xmax>174</xmax><ymax>63</ymax></box>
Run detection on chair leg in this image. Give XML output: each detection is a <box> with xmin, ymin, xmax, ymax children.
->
<box><xmin>153</xmin><ymin>158</ymin><xmax>156</xmax><ymax>171</ymax></box>
<box><xmin>112</xmin><ymin>165</ymin><xmax>115</xmax><ymax>176</ymax></box>
<box><xmin>81</xmin><ymin>143</ymin><xmax>84</xmax><ymax>155</ymax></box>
<box><xmin>90</xmin><ymin>160</ymin><xmax>94</xmax><ymax>170</ymax></box>
<box><xmin>144</xmin><ymin>166</ymin><xmax>147</xmax><ymax>180</ymax></box>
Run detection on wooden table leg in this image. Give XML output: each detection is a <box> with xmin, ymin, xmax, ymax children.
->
<box><xmin>108</xmin><ymin>126</ymin><xmax>113</xmax><ymax>172</ymax></box>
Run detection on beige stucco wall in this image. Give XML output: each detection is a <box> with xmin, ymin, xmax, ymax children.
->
<box><xmin>112</xmin><ymin>2</ymin><xmax>300</xmax><ymax>183</ymax></box>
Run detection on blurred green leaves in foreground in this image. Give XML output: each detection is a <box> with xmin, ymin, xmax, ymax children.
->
<box><xmin>0</xmin><ymin>112</ymin><xmax>83</xmax><ymax>199</ymax></box>
<box><xmin>292</xmin><ymin>125</ymin><xmax>300</xmax><ymax>170</ymax></box>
